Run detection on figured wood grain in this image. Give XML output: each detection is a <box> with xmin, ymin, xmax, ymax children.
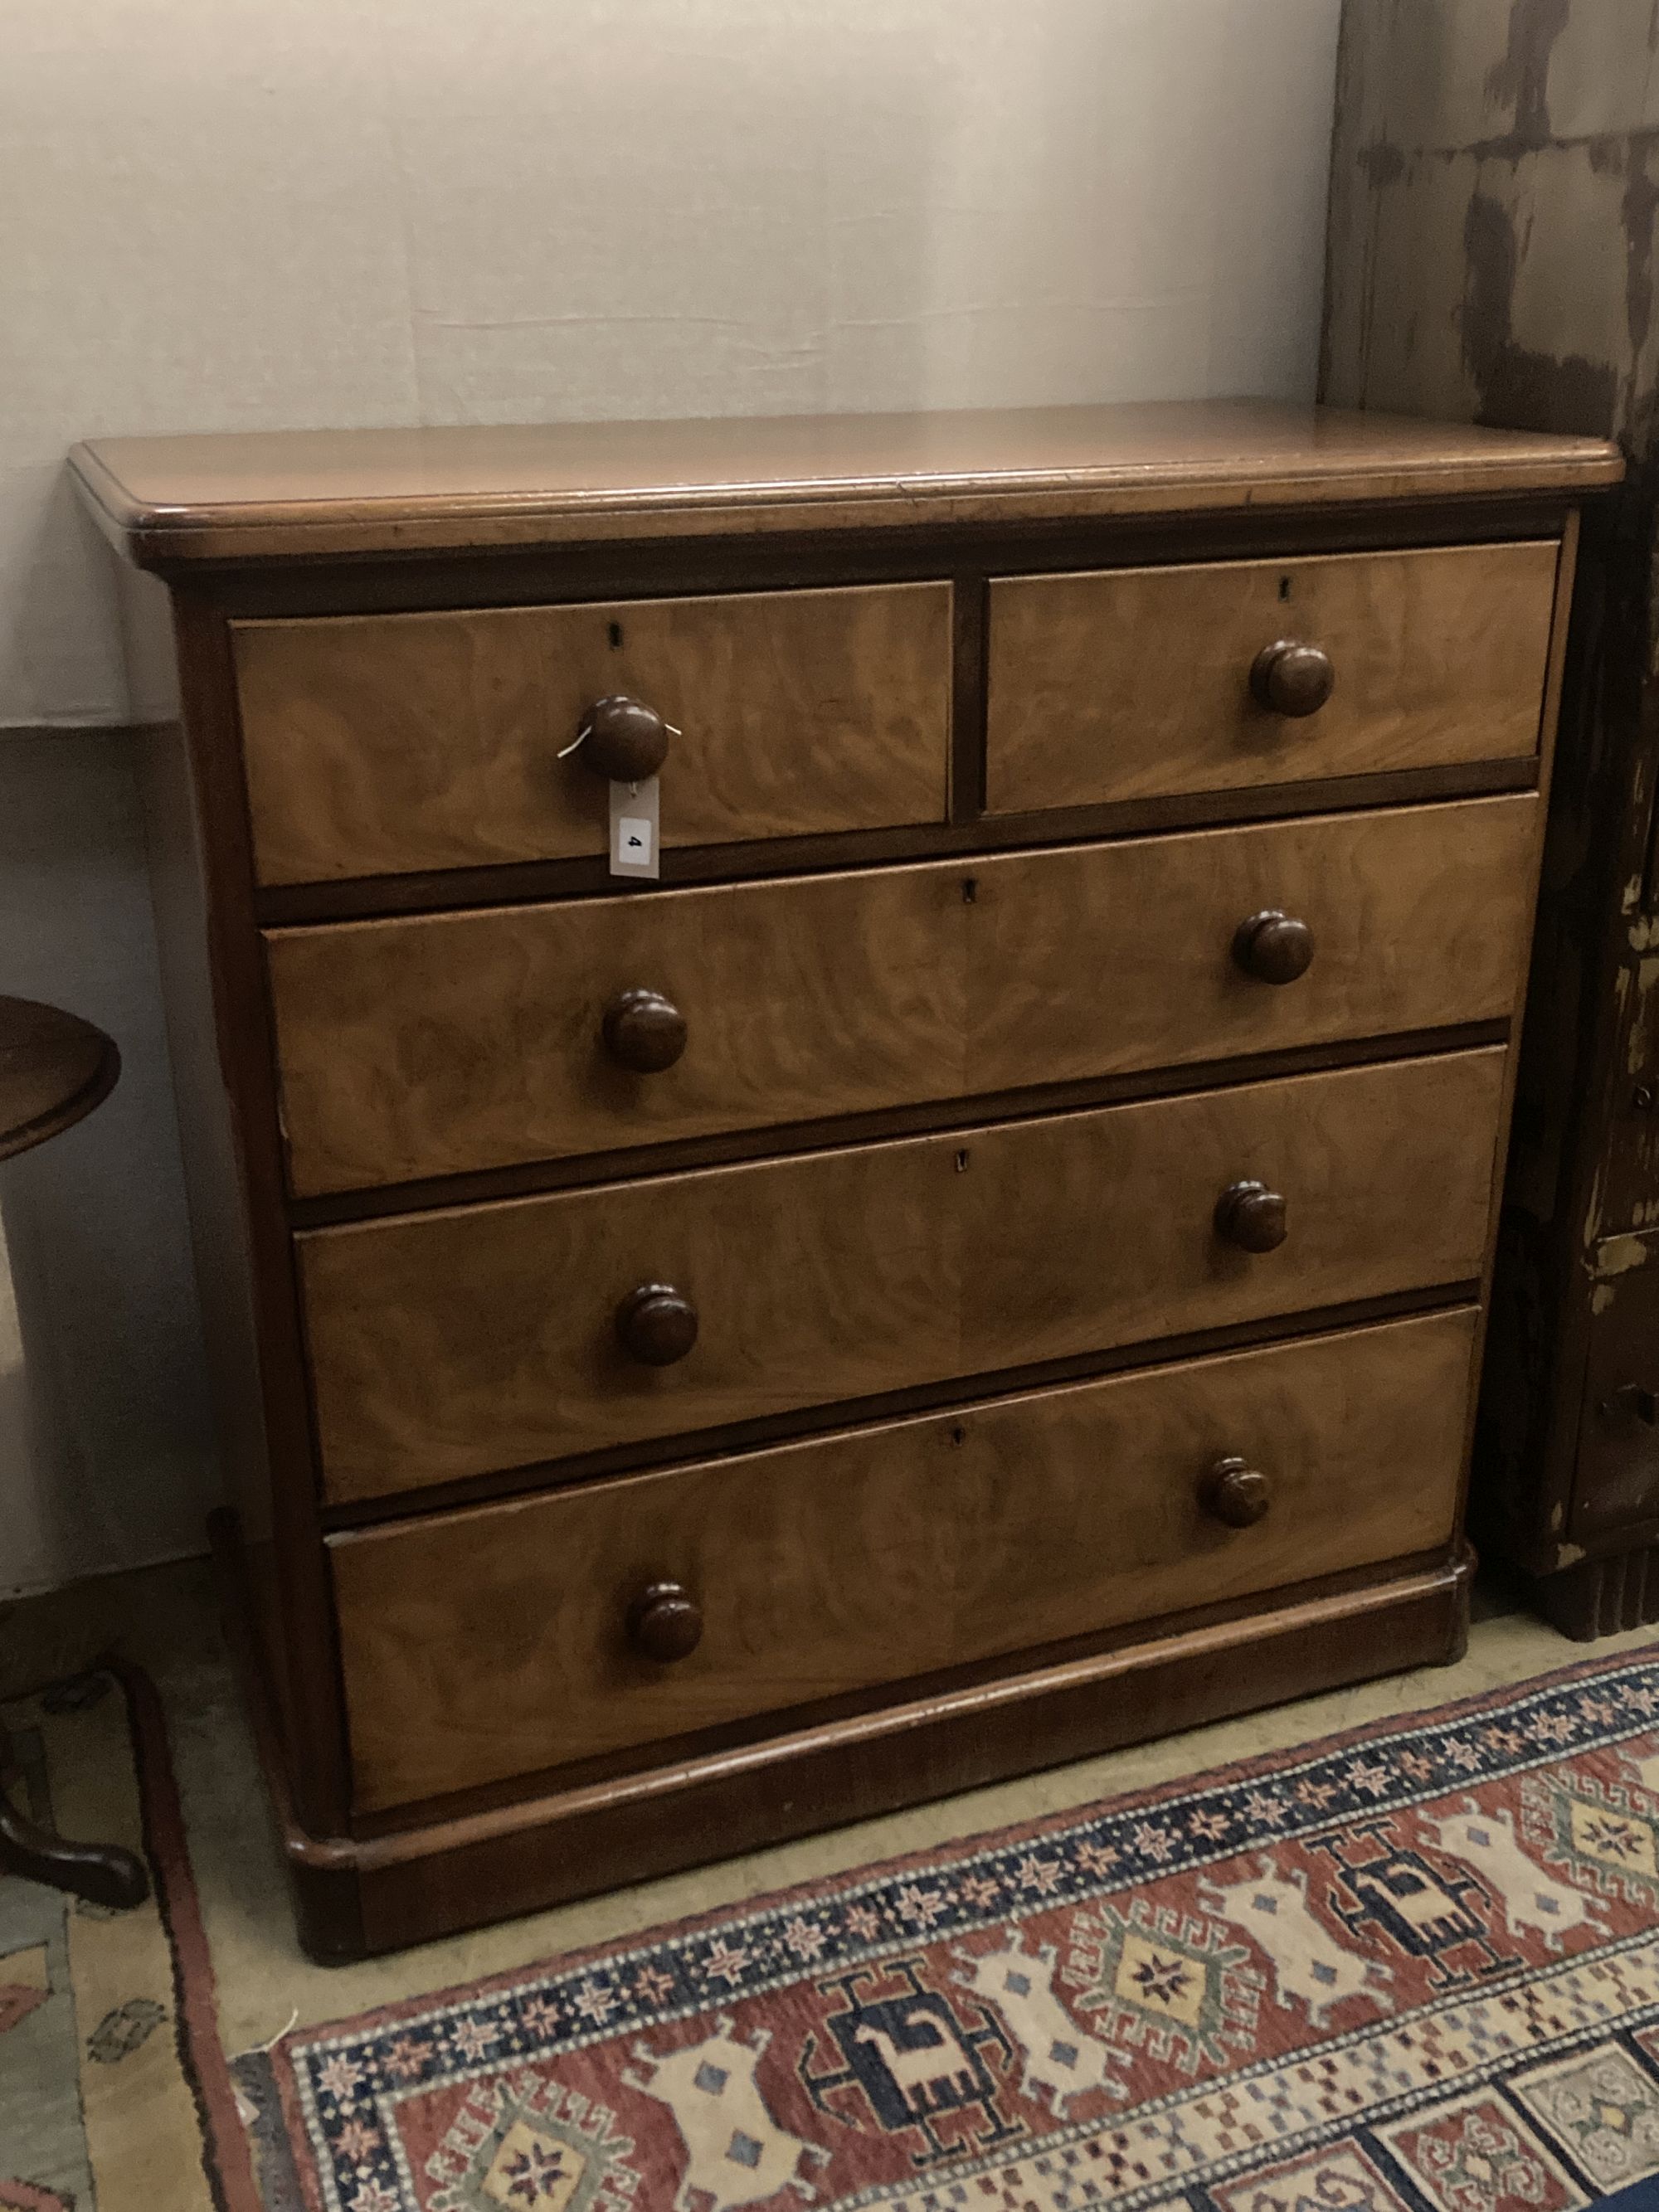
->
<box><xmin>297</xmin><ymin>1047</ymin><xmax>1505</xmax><ymax>1503</ymax></box>
<box><xmin>353</xmin><ymin>1551</ymin><xmax>1469</xmax><ymax>1945</ymax></box>
<box><xmin>332</xmin><ymin>1308</ymin><xmax>1477</xmax><ymax>1811</ymax></box>
<box><xmin>232</xmin><ymin>581</ymin><xmax>951</xmax><ymax>885</ymax></box>
<box><xmin>267</xmin><ymin>795</ymin><xmax>1537</xmax><ymax>1197</ymax></box>
<box><xmin>234</xmin><ymin>1518</ymin><xmax>1469</xmax><ymax>1955</ymax></box>
<box><xmin>986</xmin><ymin>541</ymin><xmax>1560</xmax><ymax>812</ymax></box>
<box><xmin>255</xmin><ymin>758</ymin><xmax>1546</xmax><ymax>929</ymax></box>
<box><xmin>68</xmin><ymin>401</ymin><xmax>1622</xmax><ymax>565</ymax></box>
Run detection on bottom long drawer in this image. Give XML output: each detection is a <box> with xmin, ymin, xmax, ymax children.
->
<box><xmin>333</xmin><ymin>1306</ymin><xmax>1477</xmax><ymax>1814</ymax></box>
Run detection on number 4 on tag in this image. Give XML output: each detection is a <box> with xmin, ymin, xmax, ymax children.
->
<box><xmin>609</xmin><ymin>775</ymin><xmax>661</xmax><ymax>880</ymax></box>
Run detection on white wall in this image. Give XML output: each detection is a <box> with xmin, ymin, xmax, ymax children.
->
<box><xmin>0</xmin><ymin>0</ymin><xmax>1342</xmax><ymax>1592</ymax></box>
<box><xmin>0</xmin><ymin>732</ymin><xmax>221</xmax><ymax>1595</ymax></box>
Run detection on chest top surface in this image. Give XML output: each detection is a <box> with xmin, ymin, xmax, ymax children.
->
<box><xmin>70</xmin><ymin>399</ymin><xmax>1622</xmax><ymax>568</ymax></box>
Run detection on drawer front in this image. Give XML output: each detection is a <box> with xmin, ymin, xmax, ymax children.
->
<box><xmin>333</xmin><ymin>1308</ymin><xmax>1477</xmax><ymax>1811</ymax></box>
<box><xmin>299</xmin><ymin>1048</ymin><xmax>1504</xmax><ymax>1503</ymax></box>
<box><xmin>985</xmin><ymin>541</ymin><xmax>1559</xmax><ymax>814</ymax></box>
<box><xmin>268</xmin><ymin>795</ymin><xmax>1535</xmax><ymax>1197</ymax></box>
<box><xmin>232</xmin><ymin>582</ymin><xmax>952</xmax><ymax>885</ymax></box>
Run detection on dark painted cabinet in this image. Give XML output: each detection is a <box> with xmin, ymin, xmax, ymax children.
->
<box><xmin>1325</xmin><ymin>0</ymin><xmax>1659</xmax><ymax>1634</ymax></box>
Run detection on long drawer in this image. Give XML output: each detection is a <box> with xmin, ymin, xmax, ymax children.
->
<box><xmin>268</xmin><ymin>795</ymin><xmax>1535</xmax><ymax>1197</ymax></box>
<box><xmin>332</xmin><ymin>1308</ymin><xmax>1477</xmax><ymax>1812</ymax></box>
<box><xmin>985</xmin><ymin>541</ymin><xmax>1559</xmax><ymax>814</ymax></box>
<box><xmin>298</xmin><ymin>1048</ymin><xmax>1505</xmax><ymax>1504</ymax></box>
<box><xmin>231</xmin><ymin>581</ymin><xmax>952</xmax><ymax>885</ymax></box>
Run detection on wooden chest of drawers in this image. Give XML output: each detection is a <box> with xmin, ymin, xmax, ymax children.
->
<box><xmin>71</xmin><ymin>401</ymin><xmax>1620</xmax><ymax>1958</ymax></box>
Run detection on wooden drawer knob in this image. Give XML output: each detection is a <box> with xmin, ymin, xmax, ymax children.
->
<box><xmin>615</xmin><ymin>1282</ymin><xmax>698</xmax><ymax>1365</ymax></box>
<box><xmin>1250</xmin><ymin>639</ymin><xmax>1335</xmax><ymax>717</ymax></box>
<box><xmin>577</xmin><ymin>695</ymin><xmax>672</xmax><ymax>781</ymax></box>
<box><xmin>1214</xmin><ymin>1179</ymin><xmax>1287</xmax><ymax>1252</ymax></box>
<box><xmin>603</xmin><ymin>989</ymin><xmax>688</xmax><ymax>1072</ymax></box>
<box><xmin>1233</xmin><ymin>910</ymin><xmax>1316</xmax><ymax>985</ymax></box>
<box><xmin>628</xmin><ymin>1581</ymin><xmax>703</xmax><ymax>1661</ymax></box>
<box><xmin>1202</xmin><ymin>1454</ymin><xmax>1272</xmax><ymax>1527</ymax></box>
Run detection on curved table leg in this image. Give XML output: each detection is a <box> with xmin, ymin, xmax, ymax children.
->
<box><xmin>0</xmin><ymin>1719</ymin><xmax>149</xmax><ymax>1908</ymax></box>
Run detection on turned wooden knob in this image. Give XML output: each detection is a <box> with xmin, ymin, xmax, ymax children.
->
<box><xmin>1250</xmin><ymin>639</ymin><xmax>1335</xmax><ymax>717</ymax></box>
<box><xmin>1214</xmin><ymin>1179</ymin><xmax>1287</xmax><ymax>1252</ymax></box>
<box><xmin>1202</xmin><ymin>1455</ymin><xmax>1272</xmax><ymax>1527</ymax></box>
<box><xmin>628</xmin><ymin>1581</ymin><xmax>703</xmax><ymax>1661</ymax></box>
<box><xmin>1233</xmin><ymin>910</ymin><xmax>1316</xmax><ymax>985</ymax></box>
<box><xmin>577</xmin><ymin>695</ymin><xmax>672</xmax><ymax>781</ymax></box>
<box><xmin>603</xmin><ymin>989</ymin><xmax>688</xmax><ymax>1072</ymax></box>
<box><xmin>615</xmin><ymin>1282</ymin><xmax>698</xmax><ymax>1365</ymax></box>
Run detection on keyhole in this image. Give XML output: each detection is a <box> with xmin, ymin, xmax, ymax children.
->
<box><xmin>956</xmin><ymin>1149</ymin><xmax>971</xmax><ymax>1173</ymax></box>
<box><xmin>608</xmin><ymin>620</ymin><xmax>624</xmax><ymax>649</ymax></box>
<box><xmin>1277</xmin><ymin>576</ymin><xmax>1292</xmax><ymax>602</ymax></box>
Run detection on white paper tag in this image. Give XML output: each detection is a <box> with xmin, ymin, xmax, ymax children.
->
<box><xmin>609</xmin><ymin>775</ymin><xmax>660</xmax><ymax>880</ymax></box>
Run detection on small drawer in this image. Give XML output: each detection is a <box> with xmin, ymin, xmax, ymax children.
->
<box><xmin>297</xmin><ymin>1047</ymin><xmax>1505</xmax><ymax>1505</ymax></box>
<box><xmin>266</xmin><ymin>795</ymin><xmax>1535</xmax><ymax>1197</ymax></box>
<box><xmin>231</xmin><ymin>581</ymin><xmax>952</xmax><ymax>885</ymax></box>
<box><xmin>331</xmin><ymin>1307</ymin><xmax>1477</xmax><ymax>1812</ymax></box>
<box><xmin>985</xmin><ymin>541</ymin><xmax>1559</xmax><ymax>814</ymax></box>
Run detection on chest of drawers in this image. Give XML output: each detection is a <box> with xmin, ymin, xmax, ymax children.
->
<box><xmin>72</xmin><ymin>401</ymin><xmax>1620</xmax><ymax>1959</ymax></box>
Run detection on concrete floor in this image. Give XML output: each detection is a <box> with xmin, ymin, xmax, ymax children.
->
<box><xmin>5</xmin><ymin>1555</ymin><xmax>1658</xmax><ymax>2059</ymax></box>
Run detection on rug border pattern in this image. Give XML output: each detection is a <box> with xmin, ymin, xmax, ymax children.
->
<box><xmin>271</xmin><ymin>1646</ymin><xmax>1659</xmax><ymax>2212</ymax></box>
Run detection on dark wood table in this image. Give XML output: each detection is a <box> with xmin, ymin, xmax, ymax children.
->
<box><xmin>0</xmin><ymin>995</ymin><xmax>148</xmax><ymax>1906</ymax></box>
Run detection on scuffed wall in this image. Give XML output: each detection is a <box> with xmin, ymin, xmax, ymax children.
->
<box><xmin>1323</xmin><ymin>0</ymin><xmax>1659</xmax><ymax>440</ymax></box>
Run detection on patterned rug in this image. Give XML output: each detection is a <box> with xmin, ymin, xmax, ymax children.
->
<box><xmin>242</xmin><ymin>1648</ymin><xmax>1659</xmax><ymax>2212</ymax></box>
<box><xmin>0</xmin><ymin>1665</ymin><xmax>257</xmax><ymax>2211</ymax></box>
